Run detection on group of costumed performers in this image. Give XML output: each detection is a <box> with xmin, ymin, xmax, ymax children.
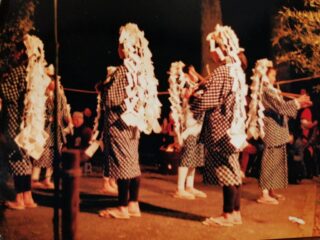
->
<box><xmin>0</xmin><ymin>34</ymin><xmax>72</xmax><ymax>210</ymax></box>
<box><xmin>0</xmin><ymin>20</ymin><xmax>314</xmax><ymax>228</ymax></box>
<box><xmin>246</xmin><ymin>59</ymin><xmax>312</xmax><ymax>205</ymax></box>
<box><xmin>90</xmin><ymin>23</ymin><xmax>162</xmax><ymax>219</ymax></box>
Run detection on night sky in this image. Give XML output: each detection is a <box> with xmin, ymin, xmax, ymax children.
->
<box><xmin>34</xmin><ymin>0</ymin><xmax>278</xmax><ymax>114</ymax></box>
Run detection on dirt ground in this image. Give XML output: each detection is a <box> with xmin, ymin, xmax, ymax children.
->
<box><xmin>0</xmin><ymin>167</ymin><xmax>320</xmax><ymax>240</ymax></box>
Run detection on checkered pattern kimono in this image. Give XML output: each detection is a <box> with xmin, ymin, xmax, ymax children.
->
<box><xmin>190</xmin><ymin>65</ymin><xmax>241</xmax><ymax>186</ymax></box>
<box><xmin>0</xmin><ymin>66</ymin><xmax>32</xmax><ymax>176</ymax></box>
<box><xmin>100</xmin><ymin>65</ymin><xmax>141</xmax><ymax>180</ymax></box>
<box><xmin>33</xmin><ymin>90</ymin><xmax>69</xmax><ymax>169</ymax></box>
<box><xmin>259</xmin><ymin>86</ymin><xmax>298</xmax><ymax>190</ymax></box>
<box><xmin>180</xmin><ymin>134</ymin><xmax>204</xmax><ymax>168</ymax></box>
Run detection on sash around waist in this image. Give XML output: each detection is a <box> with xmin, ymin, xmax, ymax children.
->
<box><xmin>264</xmin><ymin>109</ymin><xmax>284</xmax><ymax>126</ymax></box>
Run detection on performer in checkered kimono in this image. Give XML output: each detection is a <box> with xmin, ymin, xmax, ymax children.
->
<box><xmin>93</xmin><ymin>67</ymin><xmax>119</xmax><ymax>195</ymax></box>
<box><xmin>32</xmin><ymin>74</ymin><xmax>72</xmax><ymax>189</ymax></box>
<box><xmin>191</xmin><ymin>25</ymin><xmax>248</xmax><ymax>227</ymax></box>
<box><xmin>96</xmin><ymin>23</ymin><xmax>161</xmax><ymax>219</ymax></box>
<box><xmin>252</xmin><ymin>61</ymin><xmax>312</xmax><ymax>205</ymax></box>
<box><xmin>167</xmin><ymin>62</ymin><xmax>206</xmax><ymax>200</ymax></box>
<box><xmin>0</xmin><ymin>42</ymin><xmax>37</xmax><ymax>210</ymax></box>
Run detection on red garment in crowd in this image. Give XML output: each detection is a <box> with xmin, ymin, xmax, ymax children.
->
<box><xmin>300</xmin><ymin>108</ymin><xmax>312</xmax><ymax>138</ymax></box>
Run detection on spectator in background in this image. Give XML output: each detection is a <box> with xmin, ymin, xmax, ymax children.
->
<box><xmin>83</xmin><ymin>107</ymin><xmax>94</xmax><ymax>129</ymax></box>
<box><xmin>160</xmin><ymin>113</ymin><xmax>179</xmax><ymax>151</ymax></box>
<box><xmin>299</xmin><ymin>89</ymin><xmax>318</xmax><ymax>178</ymax></box>
<box><xmin>287</xmin><ymin>131</ymin><xmax>306</xmax><ymax>184</ymax></box>
<box><xmin>67</xmin><ymin>111</ymin><xmax>92</xmax><ymax>150</ymax></box>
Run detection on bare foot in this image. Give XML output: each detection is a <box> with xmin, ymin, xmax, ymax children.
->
<box><xmin>23</xmin><ymin>191</ymin><xmax>37</xmax><ymax>208</ymax></box>
<box><xmin>5</xmin><ymin>193</ymin><xmax>25</xmax><ymax>210</ymax></box>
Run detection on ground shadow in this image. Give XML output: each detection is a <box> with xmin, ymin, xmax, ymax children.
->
<box><xmin>32</xmin><ymin>189</ymin><xmax>206</xmax><ymax>222</ymax></box>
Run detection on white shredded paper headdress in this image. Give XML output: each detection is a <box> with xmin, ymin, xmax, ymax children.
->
<box><xmin>246</xmin><ymin>58</ymin><xmax>274</xmax><ymax>139</ymax></box>
<box><xmin>206</xmin><ymin>24</ymin><xmax>244</xmax><ymax>64</ymax></box>
<box><xmin>207</xmin><ymin>24</ymin><xmax>248</xmax><ymax>150</ymax></box>
<box><xmin>167</xmin><ymin>61</ymin><xmax>203</xmax><ymax>146</ymax></box>
<box><xmin>119</xmin><ymin>23</ymin><xmax>162</xmax><ymax>134</ymax></box>
<box><xmin>15</xmin><ymin>34</ymin><xmax>51</xmax><ymax>160</ymax></box>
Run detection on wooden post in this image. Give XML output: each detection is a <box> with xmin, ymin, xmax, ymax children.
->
<box><xmin>53</xmin><ymin>0</ymin><xmax>61</xmax><ymax>239</ymax></box>
<box><xmin>62</xmin><ymin>149</ymin><xmax>81</xmax><ymax>240</ymax></box>
<box><xmin>201</xmin><ymin>0</ymin><xmax>222</xmax><ymax>75</ymax></box>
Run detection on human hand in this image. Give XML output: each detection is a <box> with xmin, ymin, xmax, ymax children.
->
<box><xmin>313</xmin><ymin>120</ymin><xmax>318</xmax><ymax>127</ymax></box>
<box><xmin>296</xmin><ymin>95</ymin><xmax>312</xmax><ymax>108</ymax></box>
<box><xmin>184</xmin><ymin>88</ymin><xmax>194</xmax><ymax>99</ymax></box>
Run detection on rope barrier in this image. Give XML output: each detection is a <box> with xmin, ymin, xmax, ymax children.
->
<box><xmin>63</xmin><ymin>75</ymin><xmax>320</xmax><ymax>95</ymax></box>
<box><xmin>64</xmin><ymin>87</ymin><xmax>170</xmax><ymax>96</ymax></box>
<box><xmin>64</xmin><ymin>88</ymin><xmax>96</xmax><ymax>94</ymax></box>
<box><xmin>276</xmin><ymin>75</ymin><xmax>320</xmax><ymax>85</ymax></box>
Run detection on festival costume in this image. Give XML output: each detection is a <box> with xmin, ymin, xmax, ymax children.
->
<box><xmin>246</xmin><ymin>59</ymin><xmax>299</xmax><ymax>190</ymax></box>
<box><xmin>0</xmin><ymin>35</ymin><xmax>51</xmax><ymax>204</ymax></box>
<box><xmin>34</xmin><ymin>79</ymin><xmax>71</xmax><ymax>169</ymax></box>
<box><xmin>101</xmin><ymin>65</ymin><xmax>142</xmax><ymax>180</ymax></box>
<box><xmin>167</xmin><ymin>61</ymin><xmax>204</xmax><ymax>168</ymax></box>
<box><xmin>0</xmin><ymin>66</ymin><xmax>31</xmax><ymax>176</ymax></box>
<box><xmin>93</xmin><ymin>23</ymin><xmax>161</xmax><ymax>217</ymax></box>
<box><xmin>15</xmin><ymin>35</ymin><xmax>51</xmax><ymax>161</ymax></box>
<box><xmin>92</xmin><ymin>24</ymin><xmax>161</xmax><ymax>181</ymax></box>
<box><xmin>190</xmin><ymin>25</ymin><xmax>247</xmax><ymax>226</ymax></box>
<box><xmin>167</xmin><ymin>61</ymin><xmax>206</xmax><ymax>199</ymax></box>
<box><xmin>191</xmin><ymin>25</ymin><xmax>248</xmax><ymax>187</ymax></box>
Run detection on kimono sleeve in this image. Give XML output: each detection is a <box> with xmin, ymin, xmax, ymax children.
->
<box><xmin>264</xmin><ymin>88</ymin><xmax>298</xmax><ymax>118</ymax></box>
<box><xmin>106</xmin><ymin>66</ymin><xmax>128</xmax><ymax>107</ymax></box>
<box><xmin>190</xmin><ymin>66</ymin><xmax>228</xmax><ymax>114</ymax></box>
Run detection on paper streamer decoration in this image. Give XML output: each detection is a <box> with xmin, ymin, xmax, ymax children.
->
<box><xmin>119</xmin><ymin>23</ymin><xmax>162</xmax><ymax>135</ymax></box>
<box><xmin>206</xmin><ymin>24</ymin><xmax>248</xmax><ymax>150</ymax></box>
<box><xmin>15</xmin><ymin>34</ymin><xmax>51</xmax><ymax>160</ymax></box>
<box><xmin>167</xmin><ymin>61</ymin><xmax>202</xmax><ymax>146</ymax></box>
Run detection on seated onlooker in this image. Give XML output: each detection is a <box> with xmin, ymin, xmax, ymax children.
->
<box><xmin>299</xmin><ymin>89</ymin><xmax>318</xmax><ymax>178</ymax></box>
<box><xmin>160</xmin><ymin>113</ymin><xmax>179</xmax><ymax>152</ymax></box>
<box><xmin>287</xmin><ymin>133</ymin><xmax>306</xmax><ymax>184</ymax></box>
<box><xmin>83</xmin><ymin>107</ymin><xmax>94</xmax><ymax>129</ymax></box>
<box><xmin>67</xmin><ymin>111</ymin><xmax>92</xmax><ymax>150</ymax></box>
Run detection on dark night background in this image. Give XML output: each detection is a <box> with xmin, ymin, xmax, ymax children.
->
<box><xmin>33</xmin><ymin>0</ymin><xmax>277</xmax><ymax>113</ymax></box>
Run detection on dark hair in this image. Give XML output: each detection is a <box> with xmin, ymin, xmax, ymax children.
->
<box><xmin>15</xmin><ymin>40</ymin><xmax>28</xmax><ymax>65</ymax></box>
<box><xmin>182</xmin><ymin>64</ymin><xmax>191</xmax><ymax>73</ymax></box>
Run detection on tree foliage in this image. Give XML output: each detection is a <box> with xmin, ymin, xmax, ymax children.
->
<box><xmin>0</xmin><ymin>0</ymin><xmax>37</xmax><ymax>75</ymax></box>
<box><xmin>272</xmin><ymin>0</ymin><xmax>320</xmax><ymax>76</ymax></box>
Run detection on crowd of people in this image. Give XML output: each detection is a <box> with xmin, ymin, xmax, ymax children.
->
<box><xmin>0</xmin><ymin>22</ymin><xmax>318</xmax><ymax>228</ymax></box>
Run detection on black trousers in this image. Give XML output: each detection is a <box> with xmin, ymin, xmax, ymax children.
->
<box><xmin>223</xmin><ymin>185</ymin><xmax>241</xmax><ymax>213</ymax></box>
<box><xmin>13</xmin><ymin>175</ymin><xmax>31</xmax><ymax>193</ymax></box>
<box><xmin>117</xmin><ymin>177</ymin><xmax>141</xmax><ymax>207</ymax></box>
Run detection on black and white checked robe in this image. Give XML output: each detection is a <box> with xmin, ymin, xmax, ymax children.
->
<box><xmin>190</xmin><ymin>65</ymin><xmax>241</xmax><ymax>186</ymax></box>
<box><xmin>33</xmin><ymin>89</ymin><xmax>69</xmax><ymax>169</ymax></box>
<box><xmin>100</xmin><ymin>65</ymin><xmax>141</xmax><ymax>180</ymax></box>
<box><xmin>179</xmin><ymin>134</ymin><xmax>204</xmax><ymax>168</ymax></box>
<box><xmin>0</xmin><ymin>66</ymin><xmax>32</xmax><ymax>176</ymax></box>
<box><xmin>259</xmin><ymin>86</ymin><xmax>298</xmax><ymax>190</ymax></box>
